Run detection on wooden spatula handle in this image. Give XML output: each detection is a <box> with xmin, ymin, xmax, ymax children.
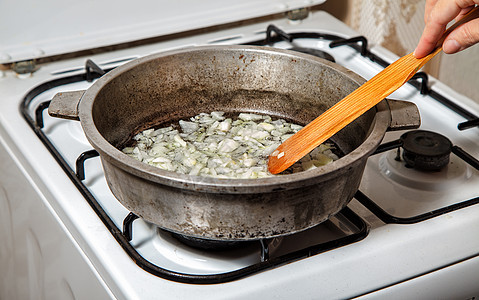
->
<box><xmin>268</xmin><ymin>6</ymin><xmax>479</xmax><ymax>175</ymax></box>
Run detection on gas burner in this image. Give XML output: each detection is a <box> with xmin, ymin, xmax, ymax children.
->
<box><xmin>379</xmin><ymin>150</ymin><xmax>471</xmax><ymax>191</ymax></box>
<box><xmin>400</xmin><ymin>130</ymin><xmax>452</xmax><ymax>171</ymax></box>
<box><xmin>289</xmin><ymin>46</ymin><xmax>335</xmax><ymax>62</ymax></box>
<box><xmin>171</xmin><ymin>232</ymin><xmax>255</xmax><ymax>251</ymax></box>
<box><xmin>378</xmin><ymin>131</ymin><xmax>472</xmax><ymax>191</ymax></box>
<box><xmin>151</xmin><ymin>229</ymin><xmax>282</xmax><ymax>274</ymax></box>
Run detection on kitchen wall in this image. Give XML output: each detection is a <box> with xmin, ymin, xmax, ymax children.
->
<box><xmin>316</xmin><ymin>0</ymin><xmax>479</xmax><ymax>104</ymax></box>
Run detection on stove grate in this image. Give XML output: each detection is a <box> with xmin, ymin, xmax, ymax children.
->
<box><xmin>357</xmin><ymin>136</ymin><xmax>479</xmax><ymax>224</ymax></box>
<box><xmin>21</xmin><ymin>27</ymin><xmax>479</xmax><ymax>284</ymax></box>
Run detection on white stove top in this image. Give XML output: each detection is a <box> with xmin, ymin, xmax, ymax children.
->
<box><xmin>1</xmin><ymin>11</ymin><xmax>479</xmax><ymax>299</ymax></box>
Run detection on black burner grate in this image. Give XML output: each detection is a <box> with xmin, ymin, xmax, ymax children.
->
<box><xmin>21</xmin><ymin>50</ymin><xmax>368</xmax><ymax>285</ymax></box>
<box><xmin>20</xmin><ymin>27</ymin><xmax>479</xmax><ymax>283</ymax></box>
<box><xmin>358</xmin><ymin>130</ymin><xmax>479</xmax><ymax>224</ymax></box>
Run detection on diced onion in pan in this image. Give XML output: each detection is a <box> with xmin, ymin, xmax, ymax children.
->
<box><xmin>122</xmin><ymin>111</ymin><xmax>338</xmax><ymax>178</ymax></box>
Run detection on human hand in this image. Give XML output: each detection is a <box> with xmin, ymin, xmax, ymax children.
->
<box><xmin>414</xmin><ymin>0</ymin><xmax>479</xmax><ymax>58</ymax></box>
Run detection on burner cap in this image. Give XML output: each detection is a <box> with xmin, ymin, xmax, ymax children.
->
<box><xmin>400</xmin><ymin>130</ymin><xmax>452</xmax><ymax>171</ymax></box>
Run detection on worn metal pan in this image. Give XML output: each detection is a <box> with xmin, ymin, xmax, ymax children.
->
<box><xmin>49</xmin><ymin>45</ymin><xmax>420</xmax><ymax>241</ymax></box>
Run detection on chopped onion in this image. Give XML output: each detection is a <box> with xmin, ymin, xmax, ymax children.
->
<box><xmin>122</xmin><ymin>111</ymin><xmax>339</xmax><ymax>179</ymax></box>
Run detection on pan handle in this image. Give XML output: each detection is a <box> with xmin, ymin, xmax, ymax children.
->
<box><xmin>386</xmin><ymin>99</ymin><xmax>421</xmax><ymax>131</ymax></box>
<box><xmin>48</xmin><ymin>90</ymin><xmax>86</xmax><ymax>121</ymax></box>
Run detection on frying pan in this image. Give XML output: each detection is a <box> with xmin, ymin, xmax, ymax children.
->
<box><xmin>49</xmin><ymin>45</ymin><xmax>420</xmax><ymax>240</ymax></box>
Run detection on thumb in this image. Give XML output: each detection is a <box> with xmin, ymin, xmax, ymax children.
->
<box><xmin>443</xmin><ymin>17</ymin><xmax>479</xmax><ymax>54</ymax></box>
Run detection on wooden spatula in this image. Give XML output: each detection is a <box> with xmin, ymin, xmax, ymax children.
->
<box><xmin>268</xmin><ymin>6</ymin><xmax>479</xmax><ymax>174</ymax></box>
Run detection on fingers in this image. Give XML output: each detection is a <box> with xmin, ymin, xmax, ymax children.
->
<box><xmin>455</xmin><ymin>6</ymin><xmax>475</xmax><ymax>21</ymax></box>
<box><xmin>414</xmin><ymin>18</ymin><xmax>451</xmax><ymax>58</ymax></box>
<box><xmin>415</xmin><ymin>1</ymin><xmax>462</xmax><ymax>57</ymax></box>
<box><xmin>414</xmin><ymin>0</ymin><xmax>478</xmax><ymax>58</ymax></box>
<box><xmin>425</xmin><ymin>0</ymin><xmax>440</xmax><ymax>23</ymax></box>
<box><xmin>443</xmin><ymin>17</ymin><xmax>479</xmax><ymax>53</ymax></box>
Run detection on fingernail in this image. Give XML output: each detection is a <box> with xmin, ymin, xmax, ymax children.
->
<box><xmin>413</xmin><ymin>48</ymin><xmax>418</xmax><ymax>57</ymax></box>
<box><xmin>443</xmin><ymin>39</ymin><xmax>461</xmax><ymax>54</ymax></box>
<box><xmin>413</xmin><ymin>48</ymin><xmax>423</xmax><ymax>58</ymax></box>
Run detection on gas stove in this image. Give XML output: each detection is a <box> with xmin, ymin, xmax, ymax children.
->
<box><xmin>1</xmin><ymin>6</ymin><xmax>479</xmax><ymax>300</ymax></box>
